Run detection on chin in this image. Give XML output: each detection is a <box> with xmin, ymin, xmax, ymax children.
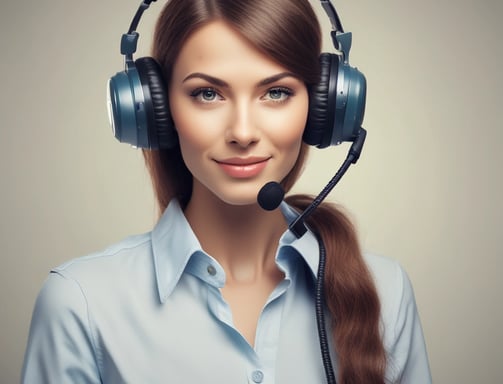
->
<box><xmin>208</xmin><ymin>183</ymin><xmax>265</xmax><ymax>208</ymax></box>
<box><xmin>217</xmin><ymin>192</ymin><xmax>260</xmax><ymax>207</ymax></box>
<box><xmin>193</xmin><ymin>173</ymin><xmax>286</xmax><ymax>209</ymax></box>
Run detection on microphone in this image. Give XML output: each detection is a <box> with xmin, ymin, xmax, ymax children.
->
<box><xmin>257</xmin><ymin>128</ymin><xmax>367</xmax><ymax>237</ymax></box>
<box><xmin>257</xmin><ymin>181</ymin><xmax>285</xmax><ymax>211</ymax></box>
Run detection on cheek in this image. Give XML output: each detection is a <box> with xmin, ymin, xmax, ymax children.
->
<box><xmin>267</xmin><ymin>99</ymin><xmax>308</xmax><ymax>152</ymax></box>
<box><xmin>266</xmin><ymin>105</ymin><xmax>307</xmax><ymax>177</ymax></box>
<box><xmin>282</xmin><ymin>136</ymin><xmax>304</xmax><ymax>173</ymax></box>
<box><xmin>169</xmin><ymin>98</ymin><xmax>207</xmax><ymax>173</ymax></box>
<box><xmin>170</xmin><ymin>98</ymin><xmax>198</xmax><ymax>143</ymax></box>
<box><xmin>169</xmin><ymin>96</ymin><xmax>218</xmax><ymax>152</ymax></box>
<box><xmin>281</xmin><ymin>96</ymin><xmax>309</xmax><ymax>173</ymax></box>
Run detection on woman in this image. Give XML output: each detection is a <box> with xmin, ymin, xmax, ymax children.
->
<box><xmin>22</xmin><ymin>0</ymin><xmax>431</xmax><ymax>383</ymax></box>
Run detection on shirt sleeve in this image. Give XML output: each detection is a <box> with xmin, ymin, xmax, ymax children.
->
<box><xmin>22</xmin><ymin>271</ymin><xmax>101</xmax><ymax>384</ymax></box>
<box><xmin>386</xmin><ymin>264</ymin><xmax>432</xmax><ymax>384</ymax></box>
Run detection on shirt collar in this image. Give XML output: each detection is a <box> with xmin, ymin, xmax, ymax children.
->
<box><xmin>277</xmin><ymin>201</ymin><xmax>320</xmax><ymax>278</ymax></box>
<box><xmin>151</xmin><ymin>200</ymin><xmax>201</xmax><ymax>303</ymax></box>
<box><xmin>151</xmin><ymin>199</ymin><xmax>320</xmax><ymax>303</ymax></box>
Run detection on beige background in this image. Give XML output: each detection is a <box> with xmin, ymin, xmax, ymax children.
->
<box><xmin>1</xmin><ymin>0</ymin><xmax>502</xmax><ymax>382</ymax></box>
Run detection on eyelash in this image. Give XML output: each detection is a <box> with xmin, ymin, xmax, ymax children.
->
<box><xmin>263</xmin><ymin>87</ymin><xmax>294</xmax><ymax>103</ymax></box>
<box><xmin>188</xmin><ymin>86</ymin><xmax>295</xmax><ymax>104</ymax></box>
<box><xmin>189</xmin><ymin>87</ymin><xmax>222</xmax><ymax>103</ymax></box>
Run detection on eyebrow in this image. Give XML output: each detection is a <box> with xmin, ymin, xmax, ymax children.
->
<box><xmin>183</xmin><ymin>73</ymin><xmax>229</xmax><ymax>87</ymax></box>
<box><xmin>182</xmin><ymin>72</ymin><xmax>300</xmax><ymax>88</ymax></box>
<box><xmin>258</xmin><ymin>72</ymin><xmax>300</xmax><ymax>87</ymax></box>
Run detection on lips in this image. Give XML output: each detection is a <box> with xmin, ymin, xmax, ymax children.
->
<box><xmin>215</xmin><ymin>156</ymin><xmax>270</xmax><ymax>178</ymax></box>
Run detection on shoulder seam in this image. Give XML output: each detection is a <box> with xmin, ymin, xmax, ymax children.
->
<box><xmin>50</xmin><ymin>271</ymin><xmax>104</xmax><ymax>378</ymax></box>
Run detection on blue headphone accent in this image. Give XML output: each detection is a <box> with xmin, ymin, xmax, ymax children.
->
<box><xmin>107</xmin><ymin>0</ymin><xmax>366</xmax><ymax>149</ymax></box>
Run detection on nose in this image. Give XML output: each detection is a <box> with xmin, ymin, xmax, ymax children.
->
<box><xmin>225</xmin><ymin>101</ymin><xmax>260</xmax><ymax>148</ymax></box>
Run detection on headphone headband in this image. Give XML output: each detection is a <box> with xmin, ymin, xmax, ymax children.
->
<box><xmin>122</xmin><ymin>0</ymin><xmax>345</xmax><ymax>59</ymax></box>
<box><xmin>128</xmin><ymin>0</ymin><xmax>157</xmax><ymax>34</ymax></box>
<box><xmin>321</xmin><ymin>0</ymin><xmax>344</xmax><ymax>33</ymax></box>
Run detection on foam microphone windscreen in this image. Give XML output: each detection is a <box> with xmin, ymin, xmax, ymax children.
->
<box><xmin>257</xmin><ymin>182</ymin><xmax>285</xmax><ymax>211</ymax></box>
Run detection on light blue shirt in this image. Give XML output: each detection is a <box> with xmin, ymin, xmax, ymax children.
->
<box><xmin>22</xmin><ymin>200</ymin><xmax>431</xmax><ymax>383</ymax></box>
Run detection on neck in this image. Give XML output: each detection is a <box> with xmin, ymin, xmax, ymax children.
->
<box><xmin>184</xmin><ymin>191</ymin><xmax>287</xmax><ymax>284</ymax></box>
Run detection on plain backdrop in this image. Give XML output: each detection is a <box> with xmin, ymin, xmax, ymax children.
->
<box><xmin>1</xmin><ymin>0</ymin><xmax>502</xmax><ymax>383</ymax></box>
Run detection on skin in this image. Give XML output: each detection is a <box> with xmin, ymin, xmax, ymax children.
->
<box><xmin>168</xmin><ymin>21</ymin><xmax>309</xmax><ymax>346</ymax></box>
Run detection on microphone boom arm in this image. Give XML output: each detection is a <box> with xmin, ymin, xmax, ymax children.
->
<box><xmin>289</xmin><ymin>128</ymin><xmax>367</xmax><ymax>238</ymax></box>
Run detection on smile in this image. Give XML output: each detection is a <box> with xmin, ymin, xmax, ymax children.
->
<box><xmin>215</xmin><ymin>157</ymin><xmax>270</xmax><ymax>178</ymax></box>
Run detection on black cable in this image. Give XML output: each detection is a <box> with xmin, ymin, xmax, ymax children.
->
<box><xmin>293</xmin><ymin>128</ymin><xmax>367</xmax><ymax>383</ymax></box>
<box><xmin>315</xmin><ymin>233</ymin><xmax>337</xmax><ymax>384</ymax></box>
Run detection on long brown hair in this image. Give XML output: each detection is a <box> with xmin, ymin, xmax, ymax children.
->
<box><xmin>143</xmin><ymin>0</ymin><xmax>386</xmax><ymax>382</ymax></box>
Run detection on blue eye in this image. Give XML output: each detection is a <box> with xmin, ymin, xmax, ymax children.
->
<box><xmin>201</xmin><ymin>89</ymin><xmax>217</xmax><ymax>101</ymax></box>
<box><xmin>269</xmin><ymin>89</ymin><xmax>284</xmax><ymax>99</ymax></box>
<box><xmin>190</xmin><ymin>88</ymin><xmax>221</xmax><ymax>102</ymax></box>
<box><xmin>265</xmin><ymin>87</ymin><xmax>293</xmax><ymax>102</ymax></box>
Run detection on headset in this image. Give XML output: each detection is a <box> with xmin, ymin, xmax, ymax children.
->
<box><xmin>107</xmin><ymin>0</ymin><xmax>367</xmax><ymax>151</ymax></box>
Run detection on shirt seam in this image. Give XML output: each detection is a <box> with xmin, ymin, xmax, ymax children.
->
<box><xmin>55</xmin><ymin>236</ymin><xmax>152</xmax><ymax>272</ymax></box>
<box><xmin>52</xmin><ymin>270</ymin><xmax>104</xmax><ymax>381</ymax></box>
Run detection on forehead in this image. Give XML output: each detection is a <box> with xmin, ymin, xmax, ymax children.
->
<box><xmin>170</xmin><ymin>21</ymin><xmax>289</xmax><ymax>82</ymax></box>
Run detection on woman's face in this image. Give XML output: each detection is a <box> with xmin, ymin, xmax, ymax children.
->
<box><xmin>169</xmin><ymin>21</ymin><xmax>309</xmax><ymax>207</ymax></box>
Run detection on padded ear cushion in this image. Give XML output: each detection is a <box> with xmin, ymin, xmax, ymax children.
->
<box><xmin>135</xmin><ymin>57</ymin><xmax>178</xmax><ymax>149</ymax></box>
<box><xmin>304</xmin><ymin>53</ymin><xmax>336</xmax><ymax>147</ymax></box>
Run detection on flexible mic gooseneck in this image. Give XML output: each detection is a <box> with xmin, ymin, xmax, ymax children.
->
<box><xmin>288</xmin><ymin>128</ymin><xmax>366</xmax><ymax>238</ymax></box>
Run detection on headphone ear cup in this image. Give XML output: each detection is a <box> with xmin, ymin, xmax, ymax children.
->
<box><xmin>304</xmin><ymin>53</ymin><xmax>337</xmax><ymax>148</ymax></box>
<box><xmin>135</xmin><ymin>57</ymin><xmax>178</xmax><ymax>149</ymax></box>
<box><xmin>304</xmin><ymin>52</ymin><xmax>367</xmax><ymax>148</ymax></box>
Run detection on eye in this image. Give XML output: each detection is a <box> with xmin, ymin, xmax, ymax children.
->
<box><xmin>263</xmin><ymin>87</ymin><xmax>294</xmax><ymax>103</ymax></box>
<box><xmin>190</xmin><ymin>87</ymin><xmax>223</xmax><ymax>103</ymax></box>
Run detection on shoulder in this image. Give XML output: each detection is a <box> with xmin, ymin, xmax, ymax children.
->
<box><xmin>363</xmin><ymin>253</ymin><xmax>432</xmax><ymax>382</ymax></box>
<box><xmin>34</xmin><ymin>232</ymin><xmax>157</xmax><ymax>317</ymax></box>
<box><xmin>362</xmin><ymin>253</ymin><xmax>419</xmax><ymax>340</ymax></box>
<box><xmin>27</xmin><ymin>232</ymin><xmax>156</xmax><ymax>350</ymax></box>
<box><xmin>363</xmin><ymin>252</ymin><xmax>410</xmax><ymax>304</ymax></box>
<box><xmin>21</xmin><ymin>238</ymin><xmax>152</xmax><ymax>384</ymax></box>
<box><xmin>54</xmin><ymin>232</ymin><xmax>153</xmax><ymax>282</ymax></box>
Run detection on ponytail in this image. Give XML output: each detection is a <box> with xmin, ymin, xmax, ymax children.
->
<box><xmin>286</xmin><ymin>194</ymin><xmax>387</xmax><ymax>383</ymax></box>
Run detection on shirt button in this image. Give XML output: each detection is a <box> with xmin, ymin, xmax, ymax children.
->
<box><xmin>207</xmin><ymin>265</ymin><xmax>217</xmax><ymax>276</ymax></box>
<box><xmin>251</xmin><ymin>370</ymin><xmax>264</xmax><ymax>383</ymax></box>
